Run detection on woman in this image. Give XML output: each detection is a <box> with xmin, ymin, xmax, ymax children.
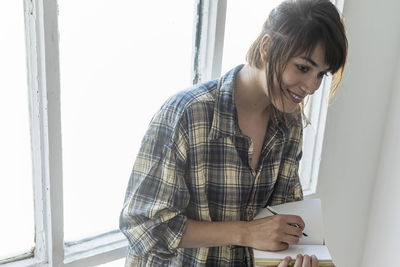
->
<box><xmin>120</xmin><ymin>0</ymin><xmax>347</xmax><ymax>266</ymax></box>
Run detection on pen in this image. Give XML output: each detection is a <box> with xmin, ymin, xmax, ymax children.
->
<box><xmin>266</xmin><ymin>206</ymin><xmax>308</xmax><ymax>237</ymax></box>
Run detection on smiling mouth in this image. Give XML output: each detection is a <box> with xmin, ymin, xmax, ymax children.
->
<box><xmin>287</xmin><ymin>89</ymin><xmax>304</xmax><ymax>104</ymax></box>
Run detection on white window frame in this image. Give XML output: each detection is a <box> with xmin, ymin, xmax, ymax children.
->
<box><xmin>1</xmin><ymin>0</ymin><xmax>344</xmax><ymax>266</ymax></box>
<box><xmin>2</xmin><ymin>1</ymin><xmax>128</xmax><ymax>266</ymax></box>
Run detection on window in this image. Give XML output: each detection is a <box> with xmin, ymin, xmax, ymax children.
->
<box><xmin>0</xmin><ymin>0</ymin><xmax>35</xmax><ymax>263</ymax></box>
<box><xmin>221</xmin><ymin>0</ymin><xmax>283</xmax><ymax>73</ymax></box>
<box><xmin>58</xmin><ymin>0</ymin><xmax>194</xmax><ymax>244</ymax></box>
<box><xmin>1</xmin><ymin>0</ymin><xmax>343</xmax><ymax>266</ymax></box>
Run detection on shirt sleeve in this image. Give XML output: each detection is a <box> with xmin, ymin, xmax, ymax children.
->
<box><xmin>119</xmin><ymin>111</ymin><xmax>190</xmax><ymax>259</ymax></box>
<box><xmin>268</xmin><ymin>126</ymin><xmax>304</xmax><ymax>206</ymax></box>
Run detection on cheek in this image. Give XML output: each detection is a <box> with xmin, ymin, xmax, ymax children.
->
<box><xmin>281</xmin><ymin>70</ymin><xmax>299</xmax><ymax>87</ymax></box>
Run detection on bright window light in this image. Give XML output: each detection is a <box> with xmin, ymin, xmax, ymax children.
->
<box><xmin>58</xmin><ymin>0</ymin><xmax>195</xmax><ymax>242</ymax></box>
<box><xmin>0</xmin><ymin>0</ymin><xmax>35</xmax><ymax>261</ymax></box>
<box><xmin>221</xmin><ymin>0</ymin><xmax>283</xmax><ymax>74</ymax></box>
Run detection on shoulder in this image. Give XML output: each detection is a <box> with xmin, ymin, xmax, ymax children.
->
<box><xmin>145</xmin><ymin>65</ymin><xmax>244</xmax><ymax>145</ymax></box>
<box><xmin>154</xmin><ymin>64</ymin><xmax>244</xmax><ymax>125</ymax></box>
<box><xmin>152</xmin><ymin>79</ymin><xmax>218</xmax><ymax>127</ymax></box>
<box><xmin>143</xmin><ymin>79</ymin><xmax>218</xmax><ymax>147</ymax></box>
<box><xmin>163</xmin><ymin>80</ymin><xmax>218</xmax><ymax>115</ymax></box>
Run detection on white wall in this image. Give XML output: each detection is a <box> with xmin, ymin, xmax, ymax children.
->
<box><xmin>361</xmin><ymin>47</ymin><xmax>400</xmax><ymax>266</ymax></box>
<box><xmin>312</xmin><ymin>0</ymin><xmax>400</xmax><ymax>266</ymax></box>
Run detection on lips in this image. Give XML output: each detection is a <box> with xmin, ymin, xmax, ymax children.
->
<box><xmin>287</xmin><ymin>89</ymin><xmax>305</xmax><ymax>104</ymax></box>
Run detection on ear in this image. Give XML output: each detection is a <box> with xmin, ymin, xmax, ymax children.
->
<box><xmin>259</xmin><ymin>34</ymin><xmax>271</xmax><ymax>63</ymax></box>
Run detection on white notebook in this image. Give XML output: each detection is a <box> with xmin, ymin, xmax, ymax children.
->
<box><xmin>253</xmin><ymin>199</ymin><xmax>334</xmax><ymax>267</ymax></box>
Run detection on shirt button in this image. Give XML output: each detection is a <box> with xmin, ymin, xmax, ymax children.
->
<box><xmin>247</xmin><ymin>208</ymin><xmax>254</xmax><ymax>220</ymax></box>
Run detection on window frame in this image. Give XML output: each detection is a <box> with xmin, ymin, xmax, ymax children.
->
<box><xmin>1</xmin><ymin>0</ymin><xmax>343</xmax><ymax>266</ymax></box>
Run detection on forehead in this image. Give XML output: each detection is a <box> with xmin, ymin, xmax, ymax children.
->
<box><xmin>295</xmin><ymin>43</ymin><xmax>330</xmax><ymax>70</ymax></box>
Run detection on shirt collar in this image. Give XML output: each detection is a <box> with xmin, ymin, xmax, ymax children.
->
<box><xmin>208</xmin><ymin>65</ymin><xmax>300</xmax><ymax>141</ymax></box>
<box><xmin>208</xmin><ymin>65</ymin><xmax>243</xmax><ymax>141</ymax></box>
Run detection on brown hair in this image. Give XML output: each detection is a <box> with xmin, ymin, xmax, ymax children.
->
<box><xmin>246</xmin><ymin>0</ymin><xmax>348</xmax><ymax>109</ymax></box>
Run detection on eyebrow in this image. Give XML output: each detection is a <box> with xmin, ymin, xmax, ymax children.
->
<box><xmin>301</xmin><ymin>57</ymin><xmax>318</xmax><ymax>67</ymax></box>
<box><xmin>300</xmin><ymin>57</ymin><xmax>330</xmax><ymax>71</ymax></box>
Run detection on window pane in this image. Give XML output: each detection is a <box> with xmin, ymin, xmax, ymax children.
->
<box><xmin>59</xmin><ymin>0</ymin><xmax>195</xmax><ymax>241</ymax></box>
<box><xmin>0</xmin><ymin>1</ymin><xmax>35</xmax><ymax>260</ymax></box>
<box><xmin>221</xmin><ymin>0</ymin><xmax>283</xmax><ymax>74</ymax></box>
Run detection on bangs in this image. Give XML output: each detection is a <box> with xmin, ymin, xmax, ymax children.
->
<box><xmin>321</xmin><ymin>33</ymin><xmax>347</xmax><ymax>74</ymax></box>
<box><xmin>278</xmin><ymin>18</ymin><xmax>347</xmax><ymax>75</ymax></box>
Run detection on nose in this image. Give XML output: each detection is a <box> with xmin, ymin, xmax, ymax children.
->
<box><xmin>302</xmin><ymin>76</ymin><xmax>322</xmax><ymax>95</ymax></box>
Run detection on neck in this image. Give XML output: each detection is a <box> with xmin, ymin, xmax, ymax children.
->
<box><xmin>235</xmin><ymin>65</ymin><xmax>272</xmax><ymax>114</ymax></box>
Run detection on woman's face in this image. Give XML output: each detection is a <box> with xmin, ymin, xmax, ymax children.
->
<box><xmin>270</xmin><ymin>43</ymin><xmax>330</xmax><ymax>113</ymax></box>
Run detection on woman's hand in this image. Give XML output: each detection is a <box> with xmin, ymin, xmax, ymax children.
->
<box><xmin>243</xmin><ymin>215</ymin><xmax>305</xmax><ymax>251</ymax></box>
<box><xmin>278</xmin><ymin>254</ymin><xmax>318</xmax><ymax>267</ymax></box>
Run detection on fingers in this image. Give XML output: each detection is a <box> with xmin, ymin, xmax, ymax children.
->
<box><xmin>311</xmin><ymin>255</ymin><xmax>318</xmax><ymax>267</ymax></box>
<box><xmin>272</xmin><ymin>215</ymin><xmax>304</xmax><ymax>242</ymax></box>
<box><xmin>284</xmin><ymin>224</ymin><xmax>303</xmax><ymax>238</ymax></box>
<box><xmin>281</xmin><ymin>223</ymin><xmax>303</xmax><ymax>245</ymax></box>
<box><xmin>268</xmin><ymin>214</ymin><xmax>305</xmax><ymax>230</ymax></box>
<box><xmin>275</xmin><ymin>215</ymin><xmax>305</xmax><ymax>238</ymax></box>
<box><xmin>285</xmin><ymin>215</ymin><xmax>306</xmax><ymax>230</ymax></box>
<box><xmin>245</xmin><ymin>214</ymin><xmax>305</xmax><ymax>251</ymax></box>
<box><xmin>287</xmin><ymin>223</ymin><xmax>305</xmax><ymax>236</ymax></box>
<box><xmin>293</xmin><ymin>254</ymin><xmax>303</xmax><ymax>267</ymax></box>
<box><xmin>302</xmin><ymin>255</ymin><xmax>311</xmax><ymax>267</ymax></box>
<box><xmin>270</xmin><ymin>215</ymin><xmax>303</xmax><ymax>246</ymax></box>
<box><xmin>291</xmin><ymin>254</ymin><xmax>319</xmax><ymax>267</ymax></box>
<box><xmin>280</xmin><ymin>232</ymin><xmax>300</xmax><ymax>245</ymax></box>
<box><xmin>277</xmin><ymin>256</ymin><xmax>292</xmax><ymax>267</ymax></box>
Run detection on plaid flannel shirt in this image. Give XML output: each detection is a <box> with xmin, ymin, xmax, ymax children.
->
<box><xmin>120</xmin><ymin>65</ymin><xmax>304</xmax><ymax>266</ymax></box>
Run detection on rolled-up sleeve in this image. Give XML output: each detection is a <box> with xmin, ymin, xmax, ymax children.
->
<box><xmin>119</xmin><ymin>114</ymin><xmax>190</xmax><ymax>259</ymax></box>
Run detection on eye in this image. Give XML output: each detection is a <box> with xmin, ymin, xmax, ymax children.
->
<box><xmin>317</xmin><ymin>71</ymin><xmax>328</xmax><ymax>79</ymax></box>
<box><xmin>296</xmin><ymin>65</ymin><xmax>309</xmax><ymax>73</ymax></box>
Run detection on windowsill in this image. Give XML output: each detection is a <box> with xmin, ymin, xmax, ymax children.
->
<box><xmin>64</xmin><ymin>230</ymin><xmax>128</xmax><ymax>266</ymax></box>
